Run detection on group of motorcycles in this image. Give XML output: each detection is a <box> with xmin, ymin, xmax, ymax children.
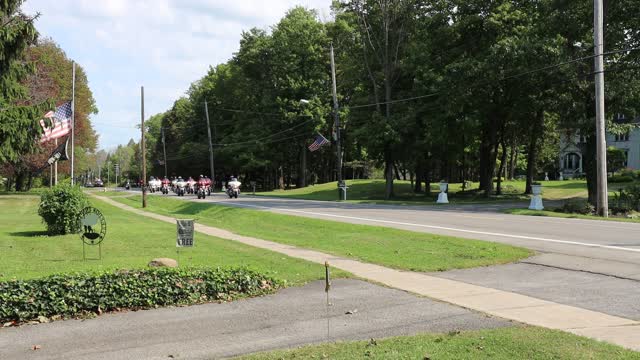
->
<box><xmin>144</xmin><ymin>176</ymin><xmax>241</xmax><ymax>199</ymax></box>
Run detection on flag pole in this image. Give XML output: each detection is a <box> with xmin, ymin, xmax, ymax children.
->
<box><xmin>54</xmin><ymin>138</ymin><xmax>58</xmax><ymax>185</ymax></box>
<box><xmin>70</xmin><ymin>61</ymin><xmax>76</xmax><ymax>185</ymax></box>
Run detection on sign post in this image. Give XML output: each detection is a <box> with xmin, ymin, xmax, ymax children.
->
<box><xmin>176</xmin><ymin>219</ymin><xmax>194</xmax><ymax>247</ymax></box>
<box><xmin>176</xmin><ymin>219</ymin><xmax>194</xmax><ymax>264</ymax></box>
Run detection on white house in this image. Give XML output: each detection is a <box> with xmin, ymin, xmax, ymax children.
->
<box><xmin>558</xmin><ymin>115</ymin><xmax>640</xmax><ymax>178</ymax></box>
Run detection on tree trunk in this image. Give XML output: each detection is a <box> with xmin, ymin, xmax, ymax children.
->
<box><xmin>414</xmin><ymin>161</ymin><xmax>423</xmax><ymax>193</ymax></box>
<box><xmin>508</xmin><ymin>139</ymin><xmax>517</xmax><ymax>180</ymax></box>
<box><xmin>525</xmin><ymin>111</ymin><xmax>544</xmax><ymax>194</ymax></box>
<box><xmin>384</xmin><ymin>150</ymin><xmax>394</xmax><ymax>199</ymax></box>
<box><xmin>583</xmin><ymin>134</ymin><xmax>597</xmax><ymax>205</ymax></box>
<box><xmin>479</xmin><ymin>121</ymin><xmax>499</xmax><ymax>197</ymax></box>
<box><xmin>496</xmin><ymin>140</ymin><xmax>508</xmax><ymax>195</ymax></box>
<box><xmin>393</xmin><ymin>162</ymin><xmax>401</xmax><ymax>180</ymax></box>
<box><xmin>278</xmin><ymin>166</ymin><xmax>284</xmax><ymax>190</ymax></box>
<box><xmin>298</xmin><ymin>143</ymin><xmax>306</xmax><ymax>188</ymax></box>
<box><xmin>424</xmin><ymin>163</ymin><xmax>431</xmax><ymax>195</ymax></box>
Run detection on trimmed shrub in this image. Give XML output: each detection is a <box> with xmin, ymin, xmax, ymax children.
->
<box><xmin>38</xmin><ymin>184</ymin><xmax>89</xmax><ymax>235</ymax></box>
<box><xmin>609</xmin><ymin>175</ymin><xmax>634</xmax><ymax>183</ymax></box>
<box><xmin>613</xmin><ymin>184</ymin><xmax>640</xmax><ymax>213</ymax></box>
<box><xmin>554</xmin><ymin>200</ymin><xmax>594</xmax><ymax>215</ymax></box>
<box><xmin>0</xmin><ymin>268</ymin><xmax>279</xmax><ymax>324</ymax></box>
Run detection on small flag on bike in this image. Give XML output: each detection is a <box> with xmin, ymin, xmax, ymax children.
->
<box><xmin>308</xmin><ymin>133</ymin><xmax>330</xmax><ymax>152</ymax></box>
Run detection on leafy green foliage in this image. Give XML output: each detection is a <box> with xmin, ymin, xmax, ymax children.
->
<box><xmin>554</xmin><ymin>200</ymin><xmax>595</xmax><ymax>215</ymax></box>
<box><xmin>38</xmin><ymin>184</ymin><xmax>89</xmax><ymax>235</ymax></box>
<box><xmin>0</xmin><ymin>1</ymin><xmax>47</xmax><ymax>163</ymax></box>
<box><xmin>0</xmin><ymin>267</ymin><xmax>278</xmax><ymax>324</ymax></box>
<box><xmin>613</xmin><ymin>184</ymin><xmax>640</xmax><ymax>213</ymax></box>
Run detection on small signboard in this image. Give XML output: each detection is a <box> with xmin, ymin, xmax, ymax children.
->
<box><xmin>176</xmin><ymin>219</ymin><xmax>194</xmax><ymax>247</ymax></box>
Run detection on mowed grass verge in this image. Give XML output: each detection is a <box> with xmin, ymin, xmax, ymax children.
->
<box><xmin>254</xmin><ymin>179</ymin><xmax>597</xmax><ymax>204</ymax></box>
<box><xmin>236</xmin><ymin>327</ymin><xmax>640</xmax><ymax>360</ymax></box>
<box><xmin>505</xmin><ymin>208</ymin><xmax>640</xmax><ymax>224</ymax></box>
<box><xmin>0</xmin><ymin>196</ymin><xmax>346</xmax><ymax>284</ymax></box>
<box><xmin>112</xmin><ymin>195</ymin><xmax>532</xmax><ymax>272</ymax></box>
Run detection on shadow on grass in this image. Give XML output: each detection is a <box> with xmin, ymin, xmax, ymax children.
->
<box><xmin>9</xmin><ymin>230</ymin><xmax>49</xmax><ymax>237</ymax></box>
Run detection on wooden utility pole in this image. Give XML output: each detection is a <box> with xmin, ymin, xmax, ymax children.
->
<box><xmin>141</xmin><ymin>86</ymin><xmax>147</xmax><ymax>208</ymax></box>
<box><xmin>594</xmin><ymin>0</ymin><xmax>608</xmax><ymax>216</ymax></box>
<box><xmin>204</xmin><ymin>99</ymin><xmax>215</xmax><ymax>184</ymax></box>
<box><xmin>161</xmin><ymin>127</ymin><xmax>168</xmax><ymax>178</ymax></box>
<box><xmin>330</xmin><ymin>43</ymin><xmax>344</xmax><ymax>199</ymax></box>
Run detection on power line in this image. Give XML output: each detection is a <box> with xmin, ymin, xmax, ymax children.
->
<box><xmin>346</xmin><ymin>45</ymin><xmax>640</xmax><ymax>110</ymax></box>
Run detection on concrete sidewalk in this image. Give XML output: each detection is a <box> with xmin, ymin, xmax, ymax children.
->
<box><xmin>94</xmin><ymin>195</ymin><xmax>640</xmax><ymax>351</ymax></box>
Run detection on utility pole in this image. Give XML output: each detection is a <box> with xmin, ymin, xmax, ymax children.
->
<box><xmin>594</xmin><ymin>0</ymin><xmax>608</xmax><ymax>217</ymax></box>
<box><xmin>204</xmin><ymin>99</ymin><xmax>215</xmax><ymax>186</ymax></box>
<box><xmin>330</xmin><ymin>43</ymin><xmax>344</xmax><ymax>200</ymax></box>
<box><xmin>161</xmin><ymin>127</ymin><xmax>168</xmax><ymax>178</ymax></box>
<box><xmin>141</xmin><ymin>86</ymin><xmax>147</xmax><ymax>208</ymax></box>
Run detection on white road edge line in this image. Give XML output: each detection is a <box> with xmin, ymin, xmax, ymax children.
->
<box><xmin>217</xmin><ymin>200</ymin><xmax>640</xmax><ymax>254</ymax></box>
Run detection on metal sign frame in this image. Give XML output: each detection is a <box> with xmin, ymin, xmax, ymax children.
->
<box><xmin>79</xmin><ymin>207</ymin><xmax>107</xmax><ymax>260</ymax></box>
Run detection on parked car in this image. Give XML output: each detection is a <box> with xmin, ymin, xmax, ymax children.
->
<box><xmin>84</xmin><ymin>181</ymin><xmax>94</xmax><ymax>188</ymax></box>
<box><xmin>94</xmin><ymin>179</ymin><xmax>104</xmax><ymax>187</ymax></box>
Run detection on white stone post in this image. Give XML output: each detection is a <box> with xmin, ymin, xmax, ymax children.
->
<box><xmin>437</xmin><ymin>182</ymin><xmax>449</xmax><ymax>204</ymax></box>
<box><xmin>544</xmin><ymin>172</ymin><xmax>549</xmax><ymax>181</ymax></box>
<box><xmin>528</xmin><ymin>184</ymin><xmax>544</xmax><ymax>210</ymax></box>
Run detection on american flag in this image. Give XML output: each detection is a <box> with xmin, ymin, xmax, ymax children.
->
<box><xmin>39</xmin><ymin>101</ymin><xmax>72</xmax><ymax>143</ymax></box>
<box><xmin>308</xmin><ymin>134</ymin><xmax>330</xmax><ymax>152</ymax></box>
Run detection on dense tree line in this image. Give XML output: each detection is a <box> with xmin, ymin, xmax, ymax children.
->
<box><xmin>146</xmin><ymin>0</ymin><xmax>638</xmax><ymax>201</ymax></box>
<box><xmin>0</xmin><ymin>1</ymin><xmax>98</xmax><ymax>191</ymax></box>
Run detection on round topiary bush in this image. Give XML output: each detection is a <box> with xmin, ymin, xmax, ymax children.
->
<box><xmin>38</xmin><ymin>184</ymin><xmax>89</xmax><ymax>235</ymax></box>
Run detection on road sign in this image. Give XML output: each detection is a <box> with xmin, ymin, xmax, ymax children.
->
<box><xmin>176</xmin><ymin>219</ymin><xmax>194</xmax><ymax>247</ymax></box>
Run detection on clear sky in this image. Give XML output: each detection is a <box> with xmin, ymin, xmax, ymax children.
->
<box><xmin>22</xmin><ymin>0</ymin><xmax>332</xmax><ymax>151</ymax></box>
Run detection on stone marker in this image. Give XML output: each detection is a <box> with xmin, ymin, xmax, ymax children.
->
<box><xmin>148</xmin><ymin>258</ymin><xmax>178</xmax><ymax>268</ymax></box>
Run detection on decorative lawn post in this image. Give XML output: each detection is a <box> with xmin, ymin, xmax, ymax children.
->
<box><xmin>559</xmin><ymin>172</ymin><xmax>564</xmax><ymax>181</ymax></box>
<box><xmin>528</xmin><ymin>183</ymin><xmax>544</xmax><ymax>210</ymax></box>
<box><xmin>437</xmin><ymin>181</ymin><xmax>449</xmax><ymax>204</ymax></box>
<box><xmin>545</xmin><ymin>172</ymin><xmax>549</xmax><ymax>181</ymax></box>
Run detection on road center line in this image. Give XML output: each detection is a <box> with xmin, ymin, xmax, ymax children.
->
<box><xmin>217</xmin><ymin>200</ymin><xmax>640</xmax><ymax>254</ymax></box>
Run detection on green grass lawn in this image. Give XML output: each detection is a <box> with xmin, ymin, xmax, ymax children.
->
<box><xmin>112</xmin><ymin>195</ymin><xmax>532</xmax><ymax>272</ymax></box>
<box><xmin>236</xmin><ymin>327</ymin><xmax>640</xmax><ymax>359</ymax></box>
<box><xmin>0</xmin><ymin>196</ymin><xmax>345</xmax><ymax>284</ymax></box>
<box><xmin>505</xmin><ymin>208</ymin><xmax>640</xmax><ymax>224</ymax></box>
<box><xmin>254</xmin><ymin>179</ymin><xmax>595</xmax><ymax>204</ymax></box>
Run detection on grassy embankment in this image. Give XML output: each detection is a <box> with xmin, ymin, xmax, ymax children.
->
<box><xmin>113</xmin><ymin>194</ymin><xmax>532</xmax><ymax>272</ymax></box>
<box><xmin>0</xmin><ymin>196</ymin><xmax>343</xmax><ymax>284</ymax></box>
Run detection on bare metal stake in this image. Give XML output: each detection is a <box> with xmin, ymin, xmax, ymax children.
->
<box><xmin>325</xmin><ymin>261</ymin><xmax>331</xmax><ymax>340</ymax></box>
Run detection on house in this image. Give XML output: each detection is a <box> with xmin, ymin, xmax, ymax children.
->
<box><xmin>558</xmin><ymin>115</ymin><xmax>640</xmax><ymax>178</ymax></box>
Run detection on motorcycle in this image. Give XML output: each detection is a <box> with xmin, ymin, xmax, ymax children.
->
<box><xmin>226</xmin><ymin>179</ymin><xmax>241</xmax><ymax>199</ymax></box>
<box><xmin>148</xmin><ymin>177</ymin><xmax>161</xmax><ymax>193</ymax></box>
<box><xmin>175</xmin><ymin>177</ymin><xmax>187</xmax><ymax>196</ymax></box>
<box><xmin>160</xmin><ymin>178</ymin><xmax>171</xmax><ymax>194</ymax></box>
<box><xmin>196</xmin><ymin>178</ymin><xmax>208</xmax><ymax>199</ymax></box>
<box><xmin>186</xmin><ymin>177</ymin><xmax>197</xmax><ymax>195</ymax></box>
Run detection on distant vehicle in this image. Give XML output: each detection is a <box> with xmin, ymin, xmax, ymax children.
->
<box><xmin>94</xmin><ymin>179</ymin><xmax>104</xmax><ymax>187</ymax></box>
<box><xmin>226</xmin><ymin>177</ymin><xmax>241</xmax><ymax>199</ymax></box>
<box><xmin>148</xmin><ymin>176</ymin><xmax>161</xmax><ymax>193</ymax></box>
<box><xmin>84</xmin><ymin>181</ymin><xmax>94</xmax><ymax>188</ymax></box>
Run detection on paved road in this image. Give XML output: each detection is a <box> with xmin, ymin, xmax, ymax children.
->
<box><xmin>142</xmin><ymin>191</ymin><xmax>640</xmax><ymax>279</ymax></box>
<box><xmin>116</xmin><ymin>189</ymin><xmax>640</xmax><ymax>321</ymax></box>
<box><xmin>0</xmin><ymin>280</ymin><xmax>511</xmax><ymax>360</ymax></box>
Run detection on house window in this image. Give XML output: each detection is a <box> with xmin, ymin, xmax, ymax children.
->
<box><xmin>615</xmin><ymin>132</ymin><xmax>630</xmax><ymax>142</ymax></box>
<box><xmin>564</xmin><ymin>153</ymin><xmax>580</xmax><ymax>170</ymax></box>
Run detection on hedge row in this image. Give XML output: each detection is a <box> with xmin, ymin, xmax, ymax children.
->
<box><xmin>0</xmin><ymin>268</ymin><xmax>279</xmax><ymax>324</ymax></box>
